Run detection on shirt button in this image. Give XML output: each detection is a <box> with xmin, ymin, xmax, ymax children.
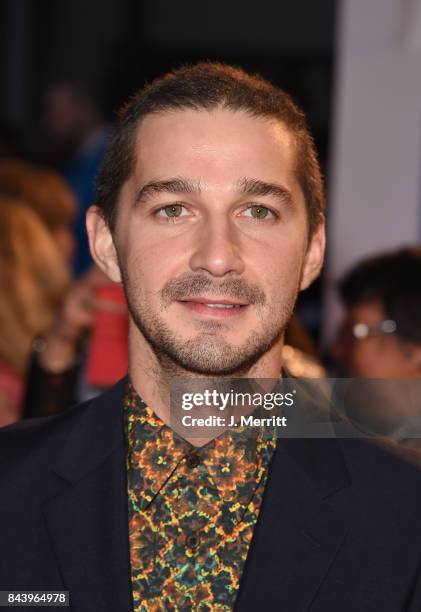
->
<box><xmin>186</xmin><ymin>533</ymin><xmax>200</xmax><ymax>550</ymax></box>
<box><xmin>186</xmin><ymin>452</ymin><xmax>200</xmax><ymax>468</ymax></box>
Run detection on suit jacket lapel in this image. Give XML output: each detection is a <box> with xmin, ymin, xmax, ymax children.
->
<box><xmin>41</xmin><ymin>376</ymin><xmax>351</xmax><ymax>611</ymax></box>
<box><xmin>42</xmin><ymin>378</ymin><xmax>133</xmax><ymax>612</ymax></box>
<box><xmin>235</xmin><ymin>436</ymin><xmax>351</xmax><ymax>612</ymax></box>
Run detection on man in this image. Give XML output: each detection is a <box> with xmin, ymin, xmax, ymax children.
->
<box><xmin>332</xmin><ymin>246</ymin><xmax>421</xmax><ymax>379</ymax></box>
<box><xmin>330</xmin><ymin>247</ymin><xmax>421</xmax><ymax>440</ymax></box>
<box><xmin>2</xmin><ymin>63</ymin><xmax>421</xmax><ymax>612</ymax></box>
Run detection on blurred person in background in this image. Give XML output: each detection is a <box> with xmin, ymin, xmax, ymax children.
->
<box><xmin>331</xmin><ymin>246</ymin><xmax>421</xmax><ymax>378</ymax></box>
<box><xmin>0</xmin><ymin>198</ymin><xmax>70</xmax><ymax>427</ymax></box>
<box><xmin>43</xmin><ymin>80</ymin><xmax>110</xmax><ymax>274</ymax></box>
<box><xmin>0</xmin><ymin>159</ymin><xmax>77</xmax><ymax>264</ymax></box>
<box><xmin>330</xmin><ymin>246</ymin><xmax>421</xmax><ymax>446</ymax></box>
<box><xmin>24</xmin><ymin>264</ymin><xmax>128</xmax><ymax>418</ymax></box>
<box><xmin>0</xmin><ymin>158</ymin><xmax>127</xmax><ymax>417</ymax></box>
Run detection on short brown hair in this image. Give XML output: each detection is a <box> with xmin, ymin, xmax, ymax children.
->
<box><xmin>95</xmin><ymin>62</ymin><xmax>325</xmax><ymax>237</ymax></box>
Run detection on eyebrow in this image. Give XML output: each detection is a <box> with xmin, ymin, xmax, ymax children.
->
<box><xmin>237</xmin><ymin>177</ymin><xmax>293</xmax><ymax>208</ymax></box>
<box><xmin>134</xmin><ymin>176</ymin><xmax>293</xmax><ymax>208</ymax></box>
<box><xmin>135</xmin><ymin>178</ymin><xmax>201</xmax><ymax>205</ymax></box>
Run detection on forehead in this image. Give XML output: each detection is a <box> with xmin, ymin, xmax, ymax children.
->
<box><xmin>131</xmin><ymin>108</ymin><xmax>299</xmax><ymax>190</ymax></box>
<box><xmin>348</xmin><ymin>300</ymin><xmax>385</xmax><ymax>324</ymax></box>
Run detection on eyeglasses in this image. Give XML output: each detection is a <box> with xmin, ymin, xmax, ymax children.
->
<box><xmin>352</xmin><ymin>319</ymin><xmax>397</xmax><ymax>340</ymax></box>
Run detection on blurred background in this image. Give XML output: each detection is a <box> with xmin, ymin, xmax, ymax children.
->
<box><xmin>1</xmin><ymin>0</ymin><xmax>421</xmax><ymax>432</ymax></box>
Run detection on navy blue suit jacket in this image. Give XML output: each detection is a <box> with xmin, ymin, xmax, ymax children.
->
<box><xmin>2</xmin><ymin>378</ymin><xmax>421</xmax><ymax>611</ymax></box>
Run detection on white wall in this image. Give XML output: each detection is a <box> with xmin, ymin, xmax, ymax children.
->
<box><xmin>323</xmin><ymin>0</ymin><xmax>421</xmax><ymax>343</ymax></box>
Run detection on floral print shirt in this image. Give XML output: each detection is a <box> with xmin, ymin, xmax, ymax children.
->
<box><xmin>124</xmin><ymin>383</ymin><xmax>276</xmax><ymax>611</ymax></box>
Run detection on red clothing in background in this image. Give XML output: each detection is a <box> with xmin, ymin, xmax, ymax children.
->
<box><xmin>0</xmin><ymin>361</ymin><xmax>23</xmax><ymax>427</ymax></box>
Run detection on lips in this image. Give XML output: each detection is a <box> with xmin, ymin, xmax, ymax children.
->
<box><xmin>179</xmin><ymin>297</ymin><xmax>248</xmax><ymax>306</ymax></box>
<box><xmin>177</xmin><ymin>297</ymin><xmax>249</xmax><ymax>317</ymax></box>
<box><xmin>201</xmin><ymin>303</ymin><xmax>241</xmax><ymax>309</ymax></box>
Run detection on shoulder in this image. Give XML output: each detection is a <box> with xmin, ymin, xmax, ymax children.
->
<box><xmin>280</xmin><ymin>433</ymin><xmax>421</xmax><ymax>512</ymax></box>
<box><xmin>0</xmin><ymin>377</ymin><xmax>128</xmax><ymax>479</ymax></box>
<box><xmin>339</xmin><ymin>436</ymin><xmax>421</xmax><ymax>509</ymax></box>
<box><xmin>0</xmin><ymin>377</ymin><xmax>128</xmax><ymax>513</ymax></box>
<box><xmin>340</xmin><ymin>434</ymin><xmax>421</xmax><ymax>474</ymax></box>
<box><xmin>0</xmin><ymin>398</ymin><xmax>92</xmax><ymax>478</ymax></box>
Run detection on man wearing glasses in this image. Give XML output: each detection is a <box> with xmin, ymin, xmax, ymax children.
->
<box><xmin>332</xmin><ymin>247</ymin><xmax>421</xmax><ymax>379</ymax></box>
<box><xmin>331</xmin><ymin>247</ymin><xmax>421</xmax><ymax>440</ymax></box>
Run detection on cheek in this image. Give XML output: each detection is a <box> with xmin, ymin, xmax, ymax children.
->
<box><xmin>351</xmin><ymin>340</ymin><xmax>399</xmax><ymax>377</ymax></box>
<box><xmin>345</xmin><ymin>342</ymin><xmax>373</xmax><ymax>377</ymax></box>
<box><xmin>254</xmin><ymin>241</ymin><xmax>304</xmax><ymax>298</ymax></box>
<box><xmin>125</xmin><ymin>226</ymin><xmax>185</xmax><ymax>296</ymax></box>
<box><xmin>352</xmin><ymin>342</ymin><xmax>379</xmax><ymax>368</ymax></box>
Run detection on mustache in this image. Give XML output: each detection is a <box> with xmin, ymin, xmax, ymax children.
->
<box><xmin>160</xmin><ymin>273</ymin><xmax>266</xmax><ymax>306</ymax></box>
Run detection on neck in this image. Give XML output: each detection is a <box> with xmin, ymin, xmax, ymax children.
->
<box><xmin>128</xmin><ymin>322</ymin><xmax>284</xmax><ymax>445</ymax></box>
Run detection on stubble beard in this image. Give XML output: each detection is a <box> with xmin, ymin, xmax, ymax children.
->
<box><xmin>120</xmin><ymin>267</ymin><xmax>298</xmax><ymax>377</ymax></box>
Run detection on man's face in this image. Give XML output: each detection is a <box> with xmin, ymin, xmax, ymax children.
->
<box><xmin>89</xmin><ymin>109</ymin><xmax>324</xmax><ymax>375</ymax></box>
<box><xmin>331</xmin><ymin>300</ymin><xmax>421</xmax><ymax>434</ymax></box>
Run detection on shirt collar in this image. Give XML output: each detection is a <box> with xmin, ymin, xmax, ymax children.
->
<box><xmin>124</xmin><ymin>382</ymin><xmax>276</xmax><ymax>516</ymax></box>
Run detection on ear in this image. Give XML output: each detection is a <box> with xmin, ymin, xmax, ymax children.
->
<box><xmin>300</xmin><ymin>221</ymin><xmax>326</xmax><ymax>291</ymax></box>
<box><xmin>86</xmin><ymin>206</ymin><xmax>122</xmax><ymax>283</ymax></box>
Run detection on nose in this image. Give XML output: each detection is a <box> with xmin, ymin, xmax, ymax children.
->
<box><xmin>189</xmin><ymin>217</ymin><xmax>245</xmax><ymax>278</ymax></box>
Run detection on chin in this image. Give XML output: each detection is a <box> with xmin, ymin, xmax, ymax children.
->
<box><xmin>127</xmin><ymin>298</ymin><xmax>286</xmax><ymax>376</ymax></box>
<box><xmin>158</xmin><ymin>333</ymin><xmax>280</xmax><ymax>376</ymax></box>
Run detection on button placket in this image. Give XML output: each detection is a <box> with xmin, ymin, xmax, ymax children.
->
<box><xmin>186</xmin><ymin>452</ymin><xmax>200</xmax><ymax>469</ymax></box>
<box><xmin>185</xmin><ymin>532</ymin><xmax>200</xmax><ymax>550</ymax></box>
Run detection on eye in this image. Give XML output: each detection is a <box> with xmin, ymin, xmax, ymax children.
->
<box><xmin>156</xmin><ymin>204</ymin><xmax>188</xmax><ymax>218</ymax></box>
<box><xmin>242</xmin><ymin>205</ymin><xmax>278</xmax><ymax>220</ymax></box>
